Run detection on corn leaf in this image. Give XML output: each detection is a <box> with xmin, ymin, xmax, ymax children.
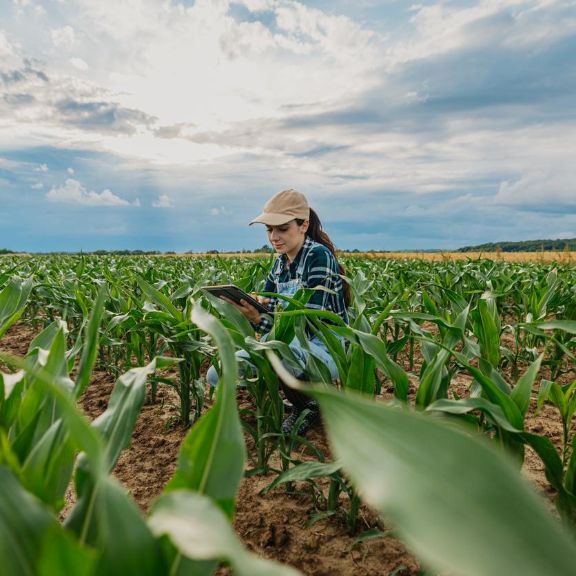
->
<box><xmin>262</xmin><ymin>461</ymin><xmax>342</xmax><ymax>494</ymax></box>
<box><xmin>427</xmin><ymin>397</ymin><xmax>521</xmax><ymax>433</ymax></box>
<box><xmin>522</xmin><ymin>432</ymin><xmax>564</xmax><ymax>492</ymax></box>
<box><xmin>352</xmin><ymin>330</ymin><xmax>409</xmax><ymax>401</ymax></box>
<box><xmin>66</xmin><ymin>473</ymin><xmax>165</xmax><ymax>576</ymax></box>
<box><xmin>136</xmin><ymin>275</ymin><xmax>183</xmax><ymax>321</ymax></box>
<box><xmin>92</xmin><ymin>358</ymin><xmax>167</xmax><ymax>472</ymax></box>
<box><xmin>0</xmin><ymin>277</ymin><xmax>33</xmax><ymax>339</ymax></box>
<box><xmin>38</xmin><ymin>527</ymin><xmax>97</xmax><ymax>576</ymax></box>
<box><xmin>0</xmin><ymin>464</ymin><xmax>58</xmax><ymax>576</ymax></box>
<box><xmin>1</xmin><ymin>481</ymin><xmax>94</xmax><ymax>576</ymax></box>
<box><xmin>166</xmin><ymin>302</ymin><xmax>246</xmax><ymax>518</ymax></box>
<box><xmin>0</xmin><ymin>352</ymin><xmax>103</xmax><ymax>471</ymax></box>
<box><xmin>319</xmin><ymin>387</ymin><xmax>576</xmax><ymax>576</ymax></box>
<box><xmin>269</xmin><ymin>354</ymin><xmax>576</xmax><ymax>576</ymax></box>
<box><xmin>74</xmin><ymin>284</ymin><xmax>107</xmax><ymax>399</ymax></box>
<box><xmin>510</xmin><ymin>354</ymin><xmax>543</xmax><ymax>416</ymax></box>
<box><xmin>149</xmin><ymin>491</ymin><xmax>302</xmax><ymax>576</ymax></box>
<box><xmin>21</xmin><ymin>419</ymin><xmax>75</xmax><ymax>511</ymax></box>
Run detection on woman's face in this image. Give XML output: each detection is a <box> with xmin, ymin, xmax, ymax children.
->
<box><xmin>266</xmin><ymin>219</ymin><xmax>309</xmax><ymax>261</ymax></box>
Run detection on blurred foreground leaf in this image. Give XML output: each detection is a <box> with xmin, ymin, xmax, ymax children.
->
<box><xmin>269</xmin><ymin>353</ymin><xmax>576</xmax><ymax>576</ymax></box>
<box><xmin>149</xmin><ymin>491</ymin><xmax>301</xmax><ymax>576</ymax></box>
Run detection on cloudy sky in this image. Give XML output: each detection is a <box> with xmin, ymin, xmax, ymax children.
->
<box><xmin>0</xmin><ymin>0</ymin><xmax>574</xmax><ymax>252</ymax></box>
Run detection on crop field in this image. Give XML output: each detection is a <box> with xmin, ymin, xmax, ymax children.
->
<box><xmin>1</xmin><ymin>253</ymin><xmax>576</xmax><ymax>575</ymax></box>
<box><xmin>188</xmin><ymin>250</ymin><xmax>575</xmax><ymax>263</ymax></box>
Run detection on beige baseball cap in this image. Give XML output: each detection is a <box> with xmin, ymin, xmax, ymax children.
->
<box><xmin>249</xmin><ymin>189</ymin><xmax>310</xmax><ymax>226</ymax></box>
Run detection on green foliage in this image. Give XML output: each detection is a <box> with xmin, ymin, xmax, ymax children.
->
<box><xmin>0</xmin><ymin>283</ymin><xmax>299</xmax><ymax>576</ymax></box>
<box><xmin>1</xmin><ymin>253</ymin><xmax>576</xmax><ymax>575</ymax></box>
<box><xmin>458</xmin><ymin>237</ymin><xmax>576</xmax><ymax>252</ymax></box>
<box><xmin>0</xmin><ymin>276</ymin><xmax>33</xmax><ymax>338</ymax></box>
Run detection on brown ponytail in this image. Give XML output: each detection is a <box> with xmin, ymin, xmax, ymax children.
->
<box><xmin>297</xmin><ymin>208</ymin><xmax>351</xmax><ymax>307</ymax></box>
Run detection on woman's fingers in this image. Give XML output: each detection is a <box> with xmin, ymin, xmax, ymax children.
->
<box><xmin>219</xmin><ymin>296</ymin><xmax>260</xmax><ymax>323</ymax></box>
<box><xmin>253</xmin><ymin>294</ymin><xmax>271</xmax><ymax>306</ymax></box>
<box><xmin>239</xmin><ymin>299</ymin><xmax>261</xmax><ymax>323</ymax></box>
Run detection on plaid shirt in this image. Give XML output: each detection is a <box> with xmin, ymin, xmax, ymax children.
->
<box><xmin>256</xmin><ymin>236</ymin><xmax>349</xmax><ymax>333</ymax></box>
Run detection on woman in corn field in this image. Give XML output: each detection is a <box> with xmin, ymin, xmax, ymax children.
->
<box><xmin>207</xmin><ymin>189</ymin><xmax>350</xmax><ymax>435</ymax></box>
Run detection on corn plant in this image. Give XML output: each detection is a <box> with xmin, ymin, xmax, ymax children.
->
<box><xmin>136</xmin><ymin>276</ymin><xmax>208</xmax><ymax>426</ymax></box>
<box><xmin>0</xmin><ymin>288</ymin><xmax>301</xmax><ymax>576</ymax></box>
<box><xmin>0</xmin><ymin>276</ymin><xmax>33</xmax><ymax>339</ymax></box>
<box><xmin>538</xmin><ymin>378</ymin><xmax>576</xmax><ymax>464</ymax></box>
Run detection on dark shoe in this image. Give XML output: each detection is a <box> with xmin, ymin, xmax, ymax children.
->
<box><xmin>281</xmin><ymin>401</ymin><xmax>320</xmax><ymax>436</ymax></box>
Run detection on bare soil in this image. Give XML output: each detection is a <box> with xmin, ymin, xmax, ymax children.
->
<box><xmin>1</xmin><ymin>322</ymin><xmax>570</xmax><ymax>576</ymax></box>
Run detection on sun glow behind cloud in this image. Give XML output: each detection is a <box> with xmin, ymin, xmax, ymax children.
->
<box><xmin>70</xmin><ymin>0</ymin><xmax>380</xmax><ymax>122</ymax></box>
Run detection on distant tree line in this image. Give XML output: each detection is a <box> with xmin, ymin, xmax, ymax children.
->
<box><xmin>458</xmin><ymin>238</ymin><xmax>576</xmax><ymax>253</ymax></box>
<box><xmin>204</xmin><ymin>247</ymin><xmax>385</xmax><ymax>255</ymax></box>
<box><xmin>46</xmin><ymin>250</ymin><xmax>166</xmax><ymax>256</ymax></box>
<box><xmin>0</xmin><ymin>250</ymin><xmax>167</xmax><ymax>256</ymax></box>
<box><xmin>3</xmin><ymin>239</ymin><xmax>573</xmax><ymax>256</ymax></box>
<box><xmin>91</xmin><ymin>250</ymin><xmax>165</xmax><ymax>255</ymax></box>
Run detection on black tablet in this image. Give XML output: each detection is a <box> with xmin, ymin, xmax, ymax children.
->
<box><xmin>202</xmin><ymin>284</ymin><xmax>272</xmax><ymax>315</ymax></box>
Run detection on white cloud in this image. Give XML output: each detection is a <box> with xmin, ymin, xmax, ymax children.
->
<box><xmin>550</xmin><ymin>231</ymin><xmax>576</xmax><ymax>240</ymax></box>
<box><xmin>210</xmin><ymin>206</ymin><xmax>231</xmax><ymax>216</ymax></box>
<box><xmin>0</xmin><ymin>31</ymin><xmax>15</xmax><ymax>58</ymax></box>
<box><xmin>386</xmin><ymin>3</ymin><xmax>494</xmax><ymax>65</ymax></box>
<box><xmin>152</xmin><ymin>193</ymin><xmax>174</xmax><ymax>208</ymax></box>
<box><xmin>70</xmin><ymin>57</ymin><xmax>88</xmax><ymax>71</ymax></box>
<box><xmin>46</xmin><ymin>178</ymin><xmax>138</xmax><ymax>206</ymax></box>
<box><xmin>501</xmin><ymin>0</ymin><xmax>576</xmax><ymax>48</ymax></box>
<box><xmin>496</xmin><ymin>171</ymin><xmax>576</xmax><ymax>205</ymax></box>
<box><xmin>67</xmin><ymin>167</ymin><xmax>74</xmax><ymax>174</ymax></box>
<box><xmin>234</xmin><ymin>0</ymin><xmax>276</xmax><ymax>11</ymax></box>
<box><xmin>51</xmin><ymin>26</ymin><xmax>75</xmax><ymax>50</ymax></box>
<box><xmin>275</xmin><ymin>2</ymin><xmax>378</xmax><ymax>66</ymax></box>
<box><xmin>0</xmin><ymin>157</ymin><xmax>19</xmax><ymax>169</ymax></box>
<box><xmin>30</xmin><ymin>182</ymin><xmax>43</xmax><ymax>189</ymax></box>
<box><xmin>389</xmin><ymin>0</ymin><xmax>576</xmax><ymax>68</ymax></box>
<box><xmin>35</xmin><ymin>163</ymin><xmax>48</xmax><ymax>172</ymax></box>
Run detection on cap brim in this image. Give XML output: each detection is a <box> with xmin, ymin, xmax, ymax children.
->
<box><xmin>249</xmin><ymin>212</ymin><xmax>296</xmax><ymax>226</ymax></box>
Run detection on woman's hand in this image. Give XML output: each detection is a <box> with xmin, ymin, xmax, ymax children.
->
<box><xmin>220</xmin><ymin>294</ymin><xmax>271</xmax><ymax>324</ymax></box>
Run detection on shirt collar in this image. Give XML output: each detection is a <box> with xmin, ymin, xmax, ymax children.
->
<box><xmin>279</xmin><ymin>236</ymin><xmax>313</xmax><ymax>272</ymax></box>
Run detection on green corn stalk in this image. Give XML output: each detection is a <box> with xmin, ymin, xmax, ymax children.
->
<box><xmin>261</xmin><ymin>461</ymin><xmax>363</xmax><ymax>534</ymax></box>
